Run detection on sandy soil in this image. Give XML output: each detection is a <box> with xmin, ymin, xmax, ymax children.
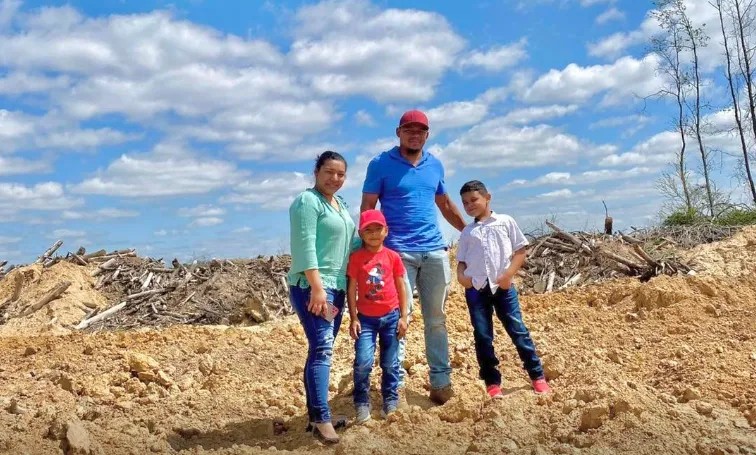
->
<box><xmin>0</xmin><ymin>229</ymin><xmax>754</xmax><ymax>455</ymax></box>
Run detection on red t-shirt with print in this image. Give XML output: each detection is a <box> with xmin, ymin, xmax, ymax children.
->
<box><xmin>347</xmin><ymin>247</ymin><xmax>406</xmax><ymax>317</ymax></box>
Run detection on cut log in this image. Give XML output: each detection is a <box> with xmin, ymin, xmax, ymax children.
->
<box><xmin>621</xmin><ymin>235</ymin><xmax>643</xmax><ymax>245</ymax></box>
<box><xmin>126</xmin><ymin>288</ymin><xmax>172</xmax><ymax>301</ymax></box>
<box><xmin>10</xmin><ymin>272</ymin><xmax>23</xmax><ymax>302</ymax></box>
<box><xmin>36</xmin><ymin>240</ymin><xmax>63</xmax><ymax>263</ymax></box>
<box><xmin>597</xmin><ymin>248</ymin><xmax>644</xmax><ymax>270</ymax></box>
<box><xmin>71</xmin><ymin>254</ymin><xmax>88</xmax><ymax>266</ymax></box>
<box><xmin>21</xmin><ymin>281</ymin><xmax>71</xmax><ymax>316</ymax></box>
<box><xmin>632</xmin><ymin>245</ymin><xmax>660</xmax><ymax>268</ymax></box>
<box><xmin>82</xmin><ymin>249</ymin><xmax>106</xmax><ymax>260</ymax></box>
<box><xmin>558</xmin><ymin>273</ymin><xmax>582</xmax><ymax>290</ymax></box>
<box><xmin>545</xmin><ymin>221</ymin><xmax>592</xmax><ymax>254</ymax></box>
<box><xmin>91</xmin><ymin>258</ymin><xmax>118</xmax><ymax>277</ymax></box>
<box><xmin>545</xmin><ymin>271</ymin><xmax>556</xmax><ymax>293</ymax></box>
<box><xmin>76</xmin><ymin>302</ymin><xmax>126</xmax><ymax>330</ymax></box>
<box><xmin>141</xmin><ymin>272</ymin><xmax>154</xmax><ymax>291</ymax></box>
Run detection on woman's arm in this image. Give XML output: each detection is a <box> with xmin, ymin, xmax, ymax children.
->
<box><xmin>290</xmin><ymin>194</ymin><xmax>327</xmax><ymax>315</ymax></box>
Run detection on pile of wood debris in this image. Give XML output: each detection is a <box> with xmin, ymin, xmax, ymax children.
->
<box><xmin>516</xmin><ymin>222</ymin><xmax>742</xmax><ymax>294</ymax></box>
<box><xmin>1</xmin><ymin>240</ymin><xmax>293</xmax><ymax>331</ymax></box>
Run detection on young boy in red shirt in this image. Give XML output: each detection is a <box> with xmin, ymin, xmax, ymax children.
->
<box><xmin>347</xmin><ymin>209</ymin><xmax>409</xmax><ymax>423</ymax></box>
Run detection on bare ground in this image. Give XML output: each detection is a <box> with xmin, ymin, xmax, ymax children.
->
<box><xmin>0</xmin><ymin>229</ymin><xmax>755</xmax><ymax>455</ymax></box>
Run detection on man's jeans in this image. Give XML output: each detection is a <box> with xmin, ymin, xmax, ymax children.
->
<box><xmin>398</xmin><ymin>250</ymin><xmax>452</xmax><ymax>390</ymax></box>
<box><xmin>289</xmin><ymin>285</ymin><xmax>345</xmax><ymax>424</ymax></box>
<box><xmin>353</xmin><ymin>309</ymin><xmax>401</xmax><ymax>412</ymax></box>
<box><xmin>464</xmin><ymin>283</ymin><xmax>544</xmax><ymax>385</ymax></box>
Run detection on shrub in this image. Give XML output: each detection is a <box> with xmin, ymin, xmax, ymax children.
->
<box><xmin>714</xmin><ymin>208</ymin><xmax>756</xmax><ymax>226</ymax></box>
<box><xmin>663</xmin><ymin>208</ymin><xmax>701</xmax><ymax>226</ymax></box>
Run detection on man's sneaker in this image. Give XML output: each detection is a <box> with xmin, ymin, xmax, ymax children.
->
<box><xmin>355</xmin><ymin>405</ymin><xmax>371</xmax><ymax>424</ymax></box>
<box><xmin>487</xmin><ymin>384</ymin><xmax>504</xmax><ymax>399</ymax></box>
<box><xmin>380</xmin><ymin>402</ymin><xmax>398</xmax><ymax>419</ymax></box>
<box><xmin>532</xmin><ymin>377</ymin><xmax>551</xmax><ymax>394</ymax></box>
<box><xmin>429</xmin><ymin>385</ymin><xmax>455</xmax><ymax>405</ymax></box>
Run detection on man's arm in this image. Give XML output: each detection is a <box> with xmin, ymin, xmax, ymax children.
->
<box><xmin>361</xmin><ymin>193</ymin><xmax>379</xmax><ymax>212</ymax></box>
<box><xmin>435</xmin><ymin>193</ymin><xmax>467</xmax><ymax>232</ymax></box>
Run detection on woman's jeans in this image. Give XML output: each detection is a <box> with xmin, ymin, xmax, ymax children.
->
<box><xmin>290</xmin><ymin>285</ymin><xmax>345</xmax><ymax>424</ymax></box>
<box><xmin>353</xmin><ymin>309</ymin><xmax>401</xmax><ymax>412</ymax></box>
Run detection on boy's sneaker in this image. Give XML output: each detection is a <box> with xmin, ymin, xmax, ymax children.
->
<box><xmin>380</xmin><ymin>403</ymin><xmax>398</xmax><ymax>419</ymax></box>
<box><xmin>355</xmin><ymin>405</ymin><xmax>371</xmax><ymax>424</ymax></box>
<box><xmin>532</xmin><ymin>377</ymin><xmax>551</xmax><ymax>394</ymax></box>
<box><xmin>487</xmin><ymin>384</ymin><xmax>504</xmax><ymax>399</ymax></box>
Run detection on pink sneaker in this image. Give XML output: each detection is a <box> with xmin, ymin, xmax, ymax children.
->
<box><xmin>532</xmin><ymin>377</ymin><xmax>551</xmax><ymax>394</ymax></box>
<box><xmin>487</xmin><ymin>384</ymin><xmax>504</xmax><ymax>399</ymax></box>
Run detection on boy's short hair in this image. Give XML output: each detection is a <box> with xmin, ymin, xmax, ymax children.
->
<box><xmin>460</xmin><ymin>180</ymin><xmax>489</xmax><ymax>196</ymax></box>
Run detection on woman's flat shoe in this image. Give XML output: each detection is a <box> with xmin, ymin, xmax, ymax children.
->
<box><xmin>312</xmin><ymin>426</ymin><xmax>340</xmax><ymax>445</ymax></box>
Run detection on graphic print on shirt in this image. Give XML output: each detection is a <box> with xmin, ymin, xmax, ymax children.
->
<box><xmin>365</xmin><ymin>262</ymin><xmax>386</xmax><ymax>301</ymax></box>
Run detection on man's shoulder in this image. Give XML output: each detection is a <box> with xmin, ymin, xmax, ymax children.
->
<box><xmin>369</xmin><ymin>148</ymin><xmax>396</xmax><ymax>165</ymax></box>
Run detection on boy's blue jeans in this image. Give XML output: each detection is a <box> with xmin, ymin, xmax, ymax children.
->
<box><xmin>398</xmin><ymin>250</ymin><xmax>452</xmax><ymax>390</ymax></box>
<box><xmin>353</xmin><ymin>309</ymin><xmax>401</xmax><ymax>412</ymax></box>
<box><xmin>289</xmin><ymin>285</ymin><xmax>345</xmax><ymax>424</ymax></box>
<box><xmin>464</xmin><ymin>283</ymin><xmax>544</xmax><ymax>385</ymax></box>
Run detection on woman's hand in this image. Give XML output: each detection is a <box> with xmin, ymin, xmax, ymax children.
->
<box><xmin>350</xmin><ymin>319</ymin><xmax>362</xmax><ymax>340</ymax></box>
<box><xmin>307</xmin><ymin>287</ymin><xmax>329</xmax><ymax>317</ymax></box>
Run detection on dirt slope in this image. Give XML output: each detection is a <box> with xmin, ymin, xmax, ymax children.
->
<box><xmin>0</xmin><ymin>230</ymin><xmax>754</xmax><ymax>455</ymax></box>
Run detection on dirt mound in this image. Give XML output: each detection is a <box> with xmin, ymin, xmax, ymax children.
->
<box><xmin>0</xmin><ymin>232</ymin><xmax>753</xmax><ymax>453</ymax></box>
<box><xmin>0</xmin><ymin>263</ymin><xmax>107</xmax><ymax>337</ymax></box>
<box><xmin>685</xmin><ymin>225</ymin><xmax>756</xmax><ymax>276</ymax></box>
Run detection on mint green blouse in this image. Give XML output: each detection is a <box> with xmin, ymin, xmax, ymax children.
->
<box><xmin>288</xmin><ymin>189</ymin><xmax>356</xmax><ymax>291</ymax></box>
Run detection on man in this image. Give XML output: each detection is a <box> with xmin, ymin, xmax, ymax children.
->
<box><xmin>361</xmin><ymin>110</ymin><xmax>466</xmax><ymax>405</ymax></box>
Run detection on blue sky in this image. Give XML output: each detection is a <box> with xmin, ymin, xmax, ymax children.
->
<box><xmin>0</xmin><ymin>0</ymin><xmax>751</xmax><ymax>264</ymax></box>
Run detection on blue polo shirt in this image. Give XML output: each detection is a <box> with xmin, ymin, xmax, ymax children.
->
<box><xmin>362</xmin><ymin>146</ymin><xmax>447</xmax><ymax>252</ymax></box>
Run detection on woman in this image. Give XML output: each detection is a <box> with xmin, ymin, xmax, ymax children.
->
<box><xmin>288</xmin><ymin>151</ymin><xmax>355</xmax><ymax>445</ymax></box>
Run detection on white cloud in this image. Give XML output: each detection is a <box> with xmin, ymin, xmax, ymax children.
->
<box><xmin>0</xmin><ymin>0</ymin><xmax>20</xmax><ymax>29</ymax></box>
<box><xmin>581</xmin><ymin>0</ymin><xmax>616</xmax><ymax>6</ymax></box>
<box><xmin>35</xmin><ymin>128</ymin><xmax>141</xmax><ymax>150</ymax></box>
<box><xmin>426</xmin><ymin>101</ymin><xmax>488</xmax><ymax>131</ymax></box>
<box><xmin>457</xmin><ymin>38</ymin><xmax>528</xmax><ymax>72</ymax></box>
<box><xmin>189</xmin><ymin>217</ymin><xmax>223</xmax><ymax>228</ymax></box>
<box><xmin>596</xmin><ymin>7</ymin><xmax>625</xmax><ymax>25</ymax></box>
<box><xmin>505</xmin><ymin>167</ymin><xmax>657</xmax><ymax>189</ymax></box>
<box><xmin>70</xmin><ymin>143</ymin><xmax>246</xmax><ymax>197</ymax></box>
<box><xmin>0</xmin><ymin>155</ymin><xmax>51</xmax><ymax>175</ymax></box>
<box><xmin>290</xmin><ymin>0</ymin><xmax>465</xmax><ymax>102</ymax></box>
<box><xmin>233</xmin><ymin>227</ymin><xmax>252</xmax><ymax>233</ymax></box>
<box><xmin>0</xmin><ymin>236</ymin><xmax>21</xmax><ymax>244</ymax></box>
<box><xmin>500</xmin><ymin>104</ymin><xmax>579</xmax><ymax>125</ymax></box>
<box><xmin>355</xmin><ymin>110</ymin><xmax>375</xmax><ymax>126</ymax></box>
<box><xmin>523</xmin><ymin>55</ymin><xmax>664</xmax><ymax>106</ymax></box>
<box><xmin>0</xmin><ymin>72</ymin><xmax>71</xmax><ymax>94</ymax></box>
<box><xmin>62</xmin><ymin>208</ymin><xmax>139</xmax><ymax>220</ymax></box>
<box><xmin>439</xmin><ymin>119</ymin><xmax>616</xmax><ymax>169</ymax></box>
<box><xmin>50</xmin><ymin>229</ymin><xmax>86</xmax><ymax>238</ymax></box>
<box><xmin>0</xmin><ymin>183</ymin><xmax>82</xmax><ymax>214</ymax></box>
<box><xmin>222</xmin><ymin>172</ymin><xmax>312</xmax><ymax>210</ymax></box>
<box><xmin>587</xmin><ymin>30</ymin><xmax>645</xmax><ymax>59</ymax></box>
<box><xmin>178</xmin><ymin>205</ymin><xmax>226</xmax><ymax>218</ymax></box>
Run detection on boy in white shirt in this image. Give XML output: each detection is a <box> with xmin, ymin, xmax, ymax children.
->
<box><xmin>456</xmin><ymin>180</ymin><xmax>551</xmax><ymax>398</ymax></box>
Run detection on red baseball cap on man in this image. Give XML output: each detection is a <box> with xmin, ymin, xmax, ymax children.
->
<box><xmin>359</xmin><ymin>209</ymin><xmax>387</xmax><ymax>231</ymax></box>
<box><xmin>399</xmin><ymin>110</ymin><xmax>429</xmax><ymax>129</ymax></box>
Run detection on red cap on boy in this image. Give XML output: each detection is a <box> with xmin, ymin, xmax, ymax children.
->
<box><xmin>359</xmin><ymin>209</ymin><xmax>387</xmax><ymax>231</ymax></box>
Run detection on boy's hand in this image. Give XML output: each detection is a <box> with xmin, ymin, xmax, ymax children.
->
<box><xmin>496</xmin><ymin>273</ymin><xmax>513</xmax><ymax>290</ymax></box>
<box><xmin>397</xmin><ymin>316</ymin><xmax>408</xmax><ymax>339</ymax></box>
<box><xmin>457</xmin><ymin>273</ymin><xmax>474</xmax><ymax>289</ymax></box>
<box><xmin>350</xmin><ymin>319</ymin><xmax>361</xmax><ymax>340</ymax></box>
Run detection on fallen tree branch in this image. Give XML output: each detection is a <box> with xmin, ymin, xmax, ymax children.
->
<box><xmin>36</xmin><ymin>240</ymin><xmax>63</xmax><ymax>264</ymax></box>
<box><xmin>76</xmin><ymin>302</ymin><xmax>127</xmax><ymax>329</ymax></box>
<box><xmin>21</xmin><ymin>281</ymin><xmax>71</xmax><ymax>316</ymax></box>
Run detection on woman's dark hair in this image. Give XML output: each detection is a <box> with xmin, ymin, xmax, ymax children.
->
<box><xmin>315</xmin><ymin>151</ymin><xmax>347</xmax><ymax>172</ymax></box>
